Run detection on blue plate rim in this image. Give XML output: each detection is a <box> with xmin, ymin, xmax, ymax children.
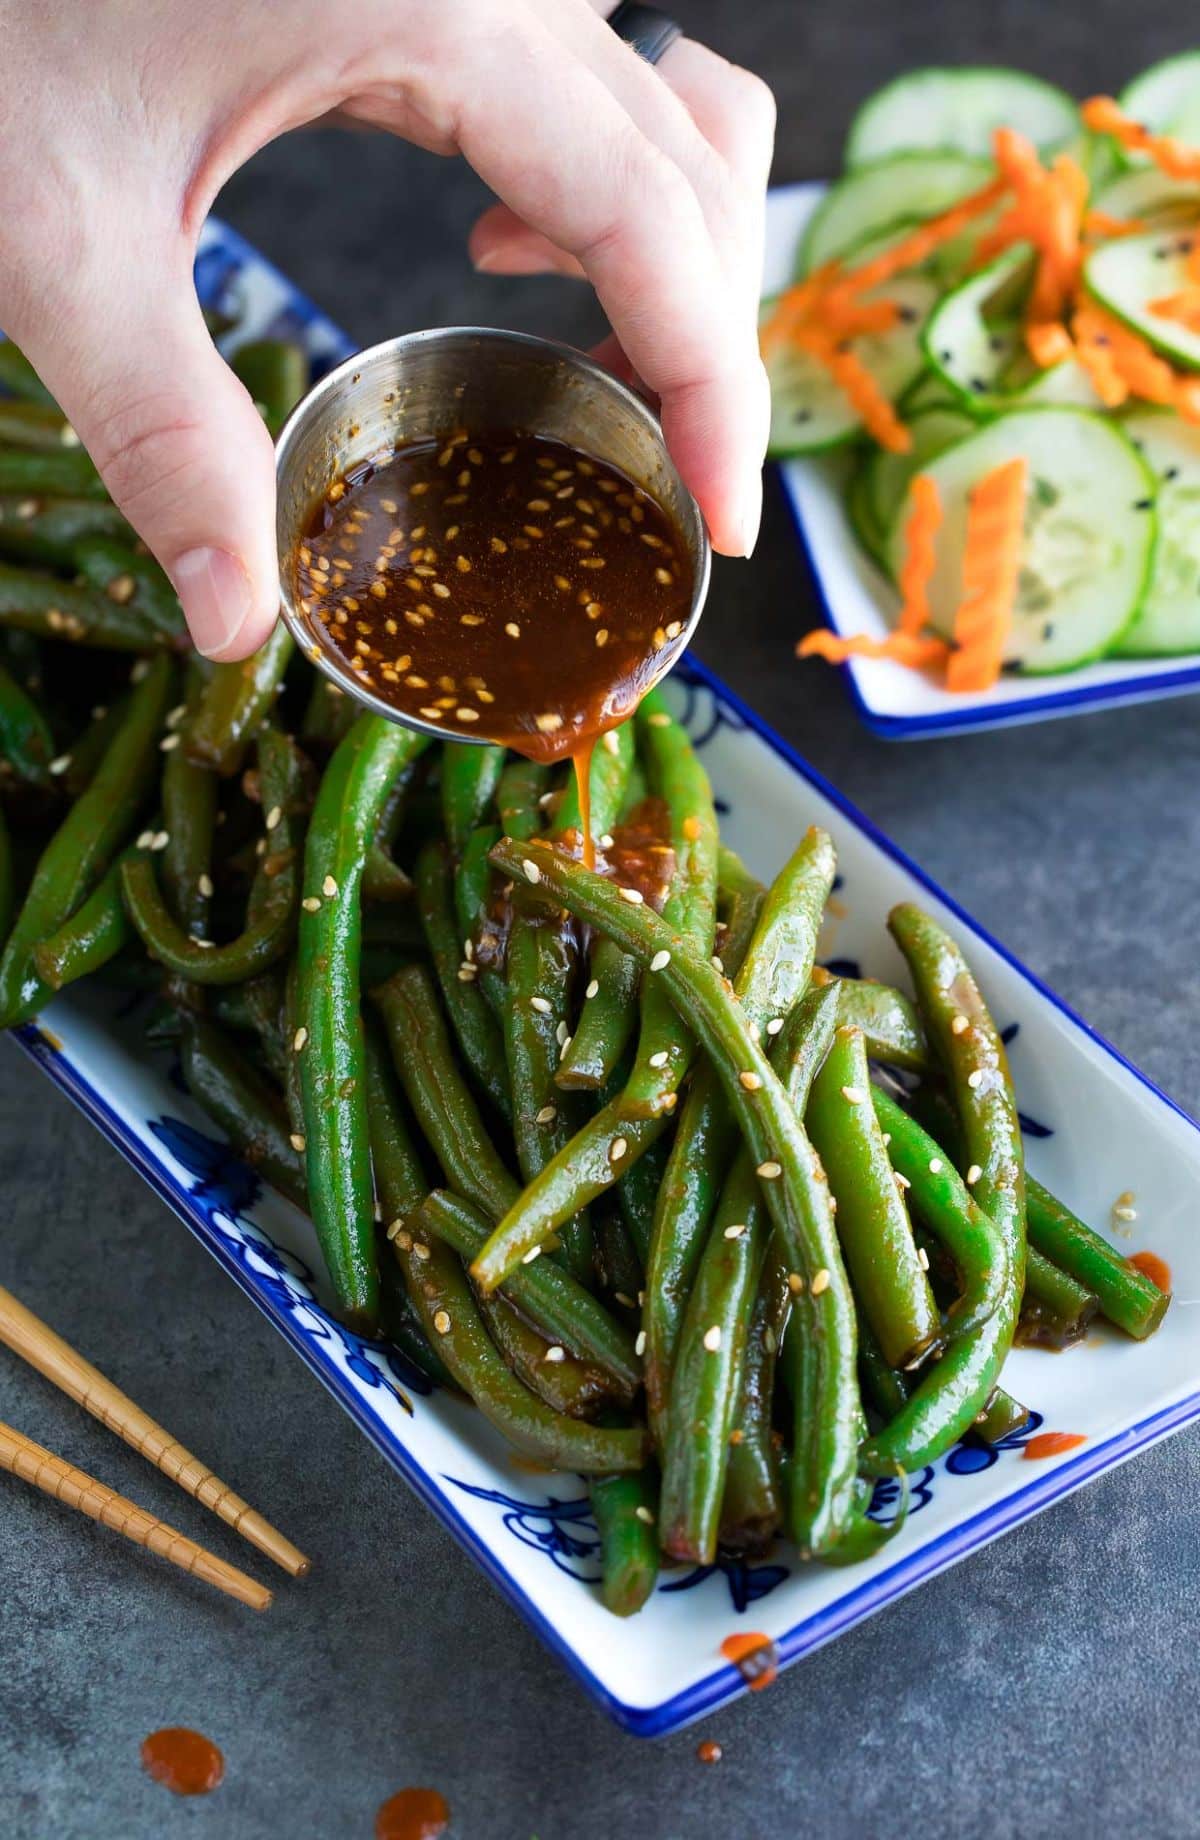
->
<box><xmin>766</xmin><ymin>178</ymin><xmax>1200</xmax><ymax>741</ymax></box>
<box><xmin>13</xmin><ymin>214</ymin><xmax>1200</xmax><ymax>1739</ymax></box>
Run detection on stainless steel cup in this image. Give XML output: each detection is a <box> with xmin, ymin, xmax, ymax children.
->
<box><xmin>274</xmin><ymin>327</ymin><xmax>711</xmax><ymax>745</ymax></box>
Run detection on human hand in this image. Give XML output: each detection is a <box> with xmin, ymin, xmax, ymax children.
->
<box><xmin>0</xmin><ymin>1</ymin><xmax>774</xmax><ymax>660</ymax></box>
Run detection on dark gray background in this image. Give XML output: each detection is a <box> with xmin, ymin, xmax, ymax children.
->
<box><xmin>4</xmin><ymin>4</ymin><xmax>1199</xmax><ymax>1835</ymax></box>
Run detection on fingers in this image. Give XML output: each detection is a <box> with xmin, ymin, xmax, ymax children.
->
<box><xmin>10</xmin><ymin>240</ymin><xmax>279</xmax><ymax>660</ymax></box>
<box><xmin>454</xmin><ymin>4</ymin><xmax>774</xmax><ymax>554</ymax></box>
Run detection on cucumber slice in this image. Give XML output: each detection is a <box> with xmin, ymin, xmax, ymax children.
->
<box><xmin>846</xmin><ymin>462</ymin><xmax>890</xmax><ymax>571</ymax></box>
<box><xmin>762</xmin><ymin>274</ymin><xmax>936</xmax><ymax>458</ymax></box>
<box><xmin>923</xmin><ymin>249</ymin><xmax>1100</xmax><ymax>414</ymax></box>
<box><xmin>1093</xmin><ymin>167</ymin><xmax>1200</xmax><ymax>228</ymax></box>
<box><xmin>899</xmin><ymin>369</ymin><xmax>964</xmax><ymax>416</ymax></box>
<box><xmin>1113</xmin><ymin>411</ymin><xmax>1200</xmax><ymax>656</ymax></box>
<box><xmin>846</xmin><ymin>67</ymin><xmax>1078</xmax><ymax>167</ymax></box>
<box><xmin>1085</xmin><ymin>228</ymin><xmax>1200</xmax><ymax>372</ymax></box>
<box><xmin>1119</xmin><ymin>53</ymin><xmax>1200</xmax><ymax>164</ymax></box>
<box><xmin>798</xmin><ymin>152</ymin><xmax>993</xmax><ymax>276</ymax></box>
<box><xmin>864</xmin><ymin>406</ymin><xmax>977</xmax><ymax>545</ymax></box>
<box><xmin>883</xmin><ymin>408</ymin><xmax>1157</xmax><ymax>673</ymax></box>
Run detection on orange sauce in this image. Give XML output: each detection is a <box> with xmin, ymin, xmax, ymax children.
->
<box><xmin>1130</xmin><ymin>1249</ymin><xmax>1172</xmax><ymax>1293</ymax></box>
<box><xmin>696</xmin><ymin>1739</ymin><xmax>724</xmax><ymax>1764</ymax></box>
<box><xmin>140</xmin><ymin>1727</ymin><xmax>224</xmax><ymax>1796</ymax></box>
<box><xmin>295</xmin><ymin>430</ymin><xmax>693</xmax><ymax>858</ymax></box>
<box><xmin>375</xmin><ymin>1786</ymin><xmax>451</xmax><ymax>1840</ymax></box>
<box><xmin>719</xmin><ymin>1630</ymin><xmax>779</xmax><ymax>1691</ymax></box>
<box><xmin>1022</xmin><ymin>1431</ymin><xmax>1087</xmax><ymax>1461</ymax></box>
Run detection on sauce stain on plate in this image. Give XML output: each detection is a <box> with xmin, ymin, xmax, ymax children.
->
<box><xmin>375</xmin><ymin>1785</ymin><xmax>451</xmax><ymax>1839</ymax></box>
<box><xmin>1022</xmin><ymin>1431</ymin><xmax>1087</xmax><ymax>1461</ymax></box>
<box><xmin>140</xmin><ymin>1727</ymin><xmax>224</xmax><ymax>1796</ymax></box>
<box><xmin>1130</xmin><ymin>1249</ymin><xmax>1171</xmax><ymax>1293</ymax></box>
<box><xmin>719</xmin><ymin>1630</ymin><xmax>779</xmax><ymax>1691</ymax></box>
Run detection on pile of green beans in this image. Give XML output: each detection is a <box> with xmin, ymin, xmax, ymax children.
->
<box><xmin>0</xmin><ymin>334</ymin><xmax>1172</xmax><ymax>1615</ymax></box>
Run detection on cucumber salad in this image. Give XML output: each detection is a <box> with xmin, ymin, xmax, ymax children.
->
<box><xmin>763</xmin><ymin>57</ymin><xmax>1200</xmax><ymax>687</ymax></box>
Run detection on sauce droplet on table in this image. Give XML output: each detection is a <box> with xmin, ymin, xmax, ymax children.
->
<box><xmin>140</xmin><ymin>1728</ymin><xmax>224</xmax><ymax>1796</ymax></box>
<box><xmin>1022</xmin><ymin>1431</ymin><xmax>1087</xmax><ymax>1461</ymax></box>
<box><xmin>696</xmin><ymin>1739</ymin><xmax>724</xmax><ymax>1764</ymax></box>
<box><xmin>719</xmin><ymin>1630</ymin><xmax>779</xmax><ymax>1691</ymax></box>
<box><xmin>375</xmin><ymin>1785</ymin><xmax>451</xmax><ymax>1839</ymax></box>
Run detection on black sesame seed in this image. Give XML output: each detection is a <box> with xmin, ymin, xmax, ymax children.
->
<box><xmin>1133</xmin><ymin>497</ymin><xmax>1154</xmax><ymax>511</ymax></box>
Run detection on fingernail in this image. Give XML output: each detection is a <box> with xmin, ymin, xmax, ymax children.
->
<box><xmin>169</xmin><ymin>547</ymin><xmax>252</xmax><ymax>658</ymax></box>
<box><xmin>736</xmin><ymin>472</ymin><xmax>763</xmax><ymax>559</ymax></box>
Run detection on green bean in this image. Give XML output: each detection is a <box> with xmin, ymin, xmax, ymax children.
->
<box><xmin>0</xmin><ymin>805</ymin><xmax>12</xmax><ymax>947</ymax></box>
<box><xmin>411</xmin><ymin>1190</ymin><xmax>638</xmax><ymax>1398</ymax></box>
<box><xmin>73</xmin><ymin>538</ymin><xmax>184</xmax><ymax>642</ymax></box>
<box><xmin>589</xmin><ymin>1458</ymin><xmax>660</xmax><ymax>1616</ymax></box>
<box><xmin>855</xmin><ymin>1305</ymin><xmax>910</xmax><ymax>1423</ymax></box>
<box><xmin>1019</xmin><ymin>1248</ymin><xmax>1098</xmax><ymax>1346</ymax></box>
<box><xmin>660</xmin><ymin>983</ymin><xmax>840</xmax><ymax>1564</ymax></box>
<box><xmin>0</xmin><ymin>341</ymin><xmax>55</xmax><ymax>404</ymax></box>
<box><xmin>378</xmin><ymin>1255</ymin><xmax>461</xmax><ymax>1394</ymax></box>
<box><xmin>808</xmin><ymin>1026</ymin><xmax>940</xmax><ymax>1371</ymax></box>
<box><xmin>179</xmin><ymin>1016</ymin><xmax>306</xmax><ymax>1210</ymax></box>
<box><xmin>0</xmin><ymin>400</ymin><xmax>79</xmax><ymax>452</ymax></box>
<box><xmin>300</xmin><ymin>675</ymin><xmax>358</xmax><ymax>751</ymax></box>
<box><xmin>454</xmin><ymin>822</ymin><xmax>504</xmax><ymax>1013</ymax></box>
<box><xmin>974</xmin><ymin>1387</ymin><xmax>1032</xmax><ymax>1443</ymax></box>
<box><xmin>496</xmin><ymin>757</ymin><xmax>551</xmax><ymax>842</ymax></box>
<box><xmin>161</xmin><ymin>663</ymin><xmax>219</xmax><ymax>937</ymax></box>
<box><xmin>472</xmin><ymin>1282</ymin><xmax>617</xmax><ymax>1418</ymax></box>
<box><xmin>61</xmin><ymin>694</ymin><xmax>130</xmax><ymax>798</ymax></box>
<box><xmin>0</xmin><ymin>653</ymin><xmax>176</xmax><ymax>1026</ymax></box>
<box><xmin>373</xmin><ymin>963</ymin><xmax>519</xmax><ymax>1223</ymax></box>
<box><xmin>295</xmin><ymin>715</ymin><xmax>428</xmax><ymax>1328</ymax></box>
<box><xmin>0</xmin><ymin>657</ymin><xmax>53</xmax><ymax>784</ymax></box>
<box><xmin>718</xmin><ymin>1248</ymin><xmax>789</xmax><ymax>1556</ymax></box>
<box><xmin>33</xmin><ymin>852</ymin><xmax>133</xmax><ymax>992</ymax></box>
<box><xmin>211</xmin><ymin>971</ymin><xmax>289</xmax><ymax>1087</ymax></box>
<box><xmin>486</xmin><ymin>837</ymin><xmax>888</xmax><ymax>1562</ymax></box>
<box><xmin>858</xmin><ymin>906</ymin><xmax>1025</xmax><ymax>1476</ymax></box>
<box><xmin>0</xmin><ymin>446</ymin><xmax>102</xmax><ymax>498</ymax></box>
<box><xmin>908</xmin><ymin>1080</ymin><xmax>1169</xmax><ymax>1339</ymax></box>
<box><xmin>643</xmin><ymin>829</ymin><xmax>831</xmax><ymax>1445</ymax></box>
<box><xmin>870</xmin><ymin>1084</ymin><xmax>1007</xmax><ymax>1340</ymax></box>
<box><xmin>441</xmin><ymin>742</ymin><xmax>505</xmax><ymax>858</ymax></box>
<box><xmin>121</xmin><ymin>727</ymin><xmax>304</xmax><ymax>984</ymax></box>
<box><xmin>818</xmin><ymin>971</ymin><xmax>930</xmax><ymax>1071</ymax></box>
<box><xmin>363</xmin><ymin>843</ymin><xmax>412</xmax><ymax>906</ymax></box>
<box><xmin>230</xmin><ymin>339</ymin><xmax>310</xmax><ymax>436</ymax></box>
<box><xmin>0</xmin><ymin>495</ymin><xmax>130</xmax><ymax>569</ymax></box>
<box><xmin>391</xmin><ymin>1233</ymin><xmax>648</xmax><ymax>1472</ymax></box>
<box><xmin>0</xmin><ymin>561</ymin><xmax>168</xmax><ymax>651</ymax></box>
<box><xmin>615</xmin><ymin>1130</ymin><xmax>670</xmax><ymax>1267</ymax></box>
<box><xmin>184</xmin><ymin>622</ymin><xmax>294</xmax><ymax>775</ymax></box>
<box><xmin>413</xmin><ymin>839</ymin><xmax>511</xmax><ymax>1123</ymax></box>
<box><xmin>595</xmin><ymin>1202</ymin><xmax>644</xmax><ymax>1307</ymax></box>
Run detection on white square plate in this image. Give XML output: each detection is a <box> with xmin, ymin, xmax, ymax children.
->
<box><xmin>13</xmin><ymin>219</ymin><xmax>1200</xmax><ymax>1736</ymax></box>
<box><xmin>766</xmin><ymin>183</ymin><xmax>1200</xmax><ymax>739</ymax></box>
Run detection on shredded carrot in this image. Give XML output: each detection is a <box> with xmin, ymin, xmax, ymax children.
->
<box><xmin>1070</xmin><ymin>304</ymin><xmax>1132</xmax><ymax>405</ymax></box>
<box><xmin>1082</xmin><ymin>97</ymin><xmax>1200</xmax><ymax>182</ymax></box>
<box><xmin>822</xmin><ymin>178</ymin><xmax>1007</xmax><ymax>308</ymax></box>
<box><xmin>796</xmin><ymin>628</ymin><xmax>950</xmax><ymax>668</ymax></box>
<box><xmin>1149</xmin><ymin>289</ymin><xmax>1200</xmax><ymax>332</ymax></box>
<box><xmin>946</xmin><ymin>458</ymin><xmax>1027</xmax><ymax>694</ymax></box>
<box><xmin>820</xmin><ymin>341</ymin><xmax>912</xmax><ymax>452</ymax></box>
<box><xmin>975</xmin><ymin>133</ymin><xmax>1086</xmax><ymax>325</ymax></box>
<box><xmin>1191</xmin><ymin>235</ymin><xmax>1200</xmax><ymax>285</ymax></box>
<box><xmin>896</xmin><ymin>474</ymin><xmax>943</xmax><ymax>635</ymax></box>
<box><xmin>1078</xmin><ymin>303</ymin><xmax>1199</xmax><ymax>415</ymax></box>
<box><xmin>1026</xmin><ymin>321</ymin><xmax>1074</xmax><ymax>368</ymax></box>
<box><xmin>1083</xmin><ymin>209</ymin><xmax>1150</xmax><ymax>240</ymax></box>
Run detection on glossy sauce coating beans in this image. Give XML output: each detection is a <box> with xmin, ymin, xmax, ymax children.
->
<box><xmin>296</xmin><ymin>431</ymin><xmax>693</xmax><ymax>761</ymax></box>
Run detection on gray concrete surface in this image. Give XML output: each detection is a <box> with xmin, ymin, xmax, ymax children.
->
<box><xmin>4</xmin><ymin>3</ymin><xmax>1200</xmax><ymax>1835</ymax></box>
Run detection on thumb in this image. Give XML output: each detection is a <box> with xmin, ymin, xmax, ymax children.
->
<box><xmin>18</xmin><ymin>255</ymin><xmax>280</xmax><ymax>661</ymax></box>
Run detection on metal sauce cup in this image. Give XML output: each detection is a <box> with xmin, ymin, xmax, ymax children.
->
<box><xmin>275</xmin><ymin>328</ymin><xmax>710</xmax><ymax>746</ymax></box>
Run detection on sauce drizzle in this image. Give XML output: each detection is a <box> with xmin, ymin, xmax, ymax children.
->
<box><xmin>375</xmin><ymin>1785</ymin><xmax>451</xmax><ymax>1840</ymax></box>
<box><xmin>140</xmin><ymin>1727</ymin><xmax>224</xmax><ymax>1797</ymax></box>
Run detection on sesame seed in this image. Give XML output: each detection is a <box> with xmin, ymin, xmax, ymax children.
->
<box><xmin>602</xmin><ymin>731</ymin><xmax>620</xmax><ymax>756</ymax></box>
<box><xmin>811</xmin><ymin>1268</ymin><xmax>831</xmax><ymax>1295</ymax></box>
<box><xmin>723</xmin><ymin>1223</ymin><xmax>746</xmax><ymax>1240</ymax></box>
<box><xmin>504</xmin><ymin>622</ymin><xmax>520</xmax><ymax>638</ymax></box>
<box><xmin>609</xmin><ymin>1137</ymin><xmax>628</xmax><ymax>1162</ymax></box>
<box><xmin>198</xmin><ymin>873</ymin><xmax>214</xmax><ymax>899</ymax></box>
<box><xmin>265</xmin><ymin>806</ymin><xmax>282</xmax><ymax>831</ymax></box>
<box><xmin>555</xmin><ymin>1021</ymin><xmax>569</xmax><ymax>1047</ymax></box>
<box><xmin>711</xmin><ymin>955</ymin><xmax>724</xmax><ymax>973</ymax></box>
<box><xmin>322</xmin><ymin>875</ymin><xmax>338</xmax><ymax>898</ymax></box>
<box><xmin>456</xmin><ymin>963</ymin><xmax>477</xmax><ymax>982</ymax></box>
<box><xmin>433</xmin><ymin>1310</ymin><xmax>451</xmax><ymax>1335</ymax></box>
<box><xmin>194</xmin><ymin>938</ymin><xmax>215</xmax><ymax>950</ymax></box>
<box><xmin>618</xmin><ymin>886</ymin><xmax>643</xmax><ymax>904</ymax></box>
<box><xmin>529</xmin><ymin>995</ymin><xmax>551</xmax><ymax>1014</ymax></box>
<box><xmin>585</xmin><ymin>600</ymin><xmax>603</xmax><ymax>619</ymax></box>
<box><xmin>841</xmin><ymin>1084</ymin><xmax>865</xmax><ymax>1104</ymax></box>
<box><xmin>665</xmin><ymin>621</ymin><xmax>683</xmax><ymax>639</ymax></box>
<box><xmin>703</xmin><ymin>1325</ymin><xmax>722</xmax><ymax>1352</ymax></box>
<box><xmin>966</xmin><ymin>1164</ymin><xmax>982</xmax><ymax>1185</ymax></box>
<box><xmin>739</xmin><ymin>1071</ymin><xmax>762</xmax><ymax>1091</ymax></box>
<box><xmin>650</xmin><ymin>949</ymin><xmax>671</xmax><ymax>972</ymax></box>
<box><xmin>455</xmin><ymin>707</ymin><xmax>480</xmax><ymax>722</ymax></box>
<box><xmin>929</xmin><ymin>1157</ymin><xmax>943</xmax><ymax>1174</ymax></box>
<box><xmin>456</xmin><ymin>555</ymin><xmax>471</xmax><ymax>572</ymax></box>
<box><xmin>757</xmin><ymin>1161</ymin><xmax>782</xmax><ymax>1180</ymax></box>
<box><xmin>159</xmin><ymin>733</ymin><xmax>180</xmax><ymax>752</ymax></box>
<box><xmin>151</xmin><ymin>831</ymin><xmax>170</xmax><ymax>851</ymax></box>
<box><xmin>635</xmin><ymin>1505</ymin><xmax>656</xmax><ymax>1525</ymax></box>
<box><xmin>1113</xmin><ymin>1203</ymin><xmax>1138</xmax><ymax>1221</ymax></box>
<box><xmin>48</xmin><ymin>754</ymin><xmax>71</xmax><ymax>775</ymax></box>
<box><xmin>595</xmin><ymin>628</ymin><xmax>609</xmax><ymax>647</ymax></box>
<box><xmin>599</xmin><ymin>834</ymin><xmax>614</xmax><ymax>851</ymax></box>
<box><xmin>635</xmin><ymin>1330</ymin><xmax>647</xmax><ymax>1356</ymax></box>
<box><xmin>895</xmin><ymin>1171</ymin><xmax>911</xmax><ymax>1190</ymax></box>
<box><xmin>585</xmin><ymin>979</ymin><xmax>600</xmax><ymax>999</ymax></box>
<box><xmin>535</xmin><ymin>1104</ymin><xmax>557</xmax><ymax>1124</ymax></box>
<box><xmin>543</xmin><ymin>1345</ymin><xmax>566</xmax><ymax>1364</ymax></box>
<box><xmin>647</xmin><ymin>711</ymin><xmax>671</xmax><ymax>728</ymax></box>
<box><xmin>293</xmin><ymin>1027</ymin><xmax>308</xmax><ymax>1052</ymax></box>
<box><xmin>662</xmin><ymin>1092</ymin><xmax>678</xmax><ymax>1112</ymax></box>
<box><xmin>302</xmin><ymin>897</ymin><xmax>321</xmax><ymax>913</ymax></box>
<box><xmin>535</xmin><ymin>712</ymin><xmax>563</xmax><ymax>734</ymax></box>
<box><xmin>522</xmin><ymin>859</ymin><xmax>541</xmax><ymax>884</ymax></box>
<box><xmin>967</xmin><ymin>1070</ymin><xmax>983</xmax><ymax>1089</ymax></box>
<box><xmin>951</xmin><ymin>1014</ymin><xmax>969</xmax><ymax>1035</ymax></box>
<box><xmin>766</xmin><ymin>1017</ymin><xmax>784</xmax><ymax>1037</ymax></box>
<box><xmin>918</xmin><ymin>1246</ymin><xmax>930</xmax><ymax>1270</ymax></box>
<box><xmin>432</xmin><ymin>582</ymin><xmax>451</xmax><ymax>599</ymax></box>
<box><xmin>491</xmin><ymin>537</ymin><xmax>508</xmax><ymax>554</ymax></box>
<box><xmin>136</xmin><ymin>831</ymin><xmax>154</xmax><ymax>850</ymax></box>
<box><xmin>648</xmin><ymin>1050</ymin><xmax>669</xmax><ymax>1069</ymax></box>
<box><xmin>290</xmin><ymin>1133</ymin><xmax>306</xmax><ymax>1153</ymax></box>
<box><xmin>521</xmin><ymin>1245</ymin><xmax>542</xmax><ymax>1265</ymax></box>
<box><xmin>654</xmin><ymin>567</ymin><xmax>673</xmax><ymax>585</ymax></box>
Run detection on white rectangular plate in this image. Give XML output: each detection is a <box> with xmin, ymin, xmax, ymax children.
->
<box><xmin>767</xmin><ymin>182</ymin><xmax>1200</xmax><ymax>739</ymax></box>
<box><xmin>13</xmin><ymin>218</ymin><xmax>1200</xmax><ymax>1736</ymax></box>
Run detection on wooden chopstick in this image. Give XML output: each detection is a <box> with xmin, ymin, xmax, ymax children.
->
<box><xmin>0</xmin><ymin>1285</ymin><xmax>308</xmax><ymax>1578</ymax></box>
<box><xmin>0</xmin><ymin>1420</ymin><xmax>271</xmax><ymax>1610</ymax></box>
